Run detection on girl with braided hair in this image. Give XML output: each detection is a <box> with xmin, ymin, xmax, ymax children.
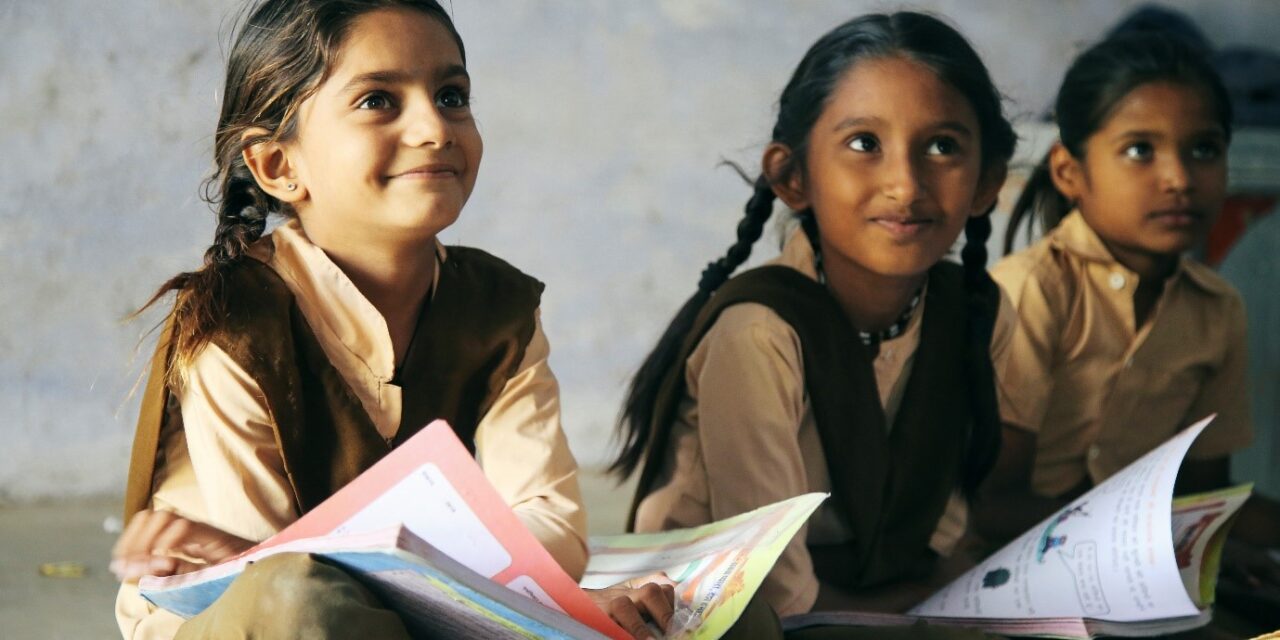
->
<box><xmin>614</xmin><ymin>12</ymin><xmax>1016</xmax><ymax>617</ymax></box>
<box><xmin>110</xmin><ymin>2</ymin><xmax>677</xmax><ymax>638</ymax></box>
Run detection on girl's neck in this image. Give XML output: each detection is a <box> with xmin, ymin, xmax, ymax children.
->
<box><xmin>819</xmin><ymin>240</ymin><xmax>927</xmax><ymax>333</ymax></box>
<box><xmin>307</xmin><ymin>225</ymin><xmax>437</xmax><ymax>365</ymax></box>
<box><xmin>1097</xmin><ymin>236</ymin><xmax>1179</xmax><ymax>282</ymax></box>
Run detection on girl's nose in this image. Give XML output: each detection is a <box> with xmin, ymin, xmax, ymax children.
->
<box><xmin>1160</xmin><ymin>155</ymin><xmax>1192</xmax><ymax>194</ymax></box>
<box><xmin>402</xmin><ymin>104</ymin><xmax>454</xmax><ymax>149</ymax></box>
<box><xmin>881</xmin><ymin>151</ymin><xmax>923</xmax><ymax>204</ymax></box>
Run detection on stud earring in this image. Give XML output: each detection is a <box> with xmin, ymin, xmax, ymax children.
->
<box><xmin>286</xmin><ymin>183</ymin><xmax>297</xmax><ymax>191</ymax></box>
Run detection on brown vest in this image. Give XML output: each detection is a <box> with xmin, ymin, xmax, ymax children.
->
<box><xmin>630</xmin><ymin>262</ymin><xmax>995</xmax><ymax>589</ymax></box>
<box><xmin>124</xmin><ymin>247</ymin><xmax>543</xmax><ymax>522</ymax></box>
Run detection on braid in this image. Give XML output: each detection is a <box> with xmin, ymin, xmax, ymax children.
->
<box><xmin>134</xmin><ymin>161</ymin><xmax>274</xmax><ymax>383</ymax></box>
<box><xmin>613</xmin><ymin>176</ymin><xmax>777</xmax><ymax>478</ymax></box>
<box><xmin>697</xmin><ymin>176</ymin><xmax>776</xmax><ymax>292</ymax></box>
<box><xmin>205</xmin><ymin>168</ymin><xmax>272</xmax><ymax>267</ymax></box>
<box><xmin>959</xmin><ymin>211</ymin><xmax>1002</xmax><ymax>495</ymax></box>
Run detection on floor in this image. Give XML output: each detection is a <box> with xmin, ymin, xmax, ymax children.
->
<box><xmin>0</xmin><ymin>469</ymin><xmax>635</xmax><ymax>639</ymax></box>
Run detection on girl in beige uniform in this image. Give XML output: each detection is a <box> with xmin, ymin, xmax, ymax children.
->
<box><xmin>986</xmin><ymin>33</ymin><xmax>1280</xmax><ymax>617</ymax></box>
<box><xmin>110</xmin><ymin>1</ymin><xmax>674</xmax><ymax>638</ymax></box>
<box><xmin>613</xmin><ymin>12</ymin><xmax>1016</xmax><ymax>620</ymax></box>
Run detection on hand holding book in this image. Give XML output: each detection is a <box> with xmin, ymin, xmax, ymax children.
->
<box><xmin>111</xmin><ymin>509</ymin><xmax>254</xmax><ymax>581</ymax></box>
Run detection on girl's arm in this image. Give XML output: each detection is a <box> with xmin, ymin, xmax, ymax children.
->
<box><xmin>475</xmin><ymin>315</ymin><xmax>678</xmax><ymax>637</ymax></box>
<box><xmin>114</xmin><ymin>342</ymin><xmax>294</xmax><ymax>637</ymax></box>
<box><xmin>688</xmin><ymin>305</ymin><xmax>818</xmax><ymax>616</ymax></box>
<box><xmin>474</xmin><ymin>313</ymin><xmax>589</xmax><ymax>579</ymax></box>
<box><xmin>977</xmin><ymin>257</ymin><xmax>1071</xmax><ymax>546</ymax></box>
<box><xmin>114</xmin><ymin>342</ymin><xmax>297</xmax><ymax>568</ymax></box>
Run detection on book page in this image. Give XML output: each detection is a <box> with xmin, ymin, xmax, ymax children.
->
<box><xmin>910</xmin><ymin>417</ymin><xmax>1215</xmax><ymax>622</ymax></box>
<box><xmin>170</xmin><ymin>420</ymin><xmax>628</xmax><ymax>640</ymax></box>
<box><xmin>581</xmin><ymin>493</ymin><xmax>825</xmax><ymax>639</ymax></box>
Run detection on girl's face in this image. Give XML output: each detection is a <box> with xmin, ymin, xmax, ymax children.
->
<box><xmin>777</xmin><ymin>56</ymin><xmax>999</xmax><ymax>279</ymax></box>
<box><xmin>1054</xmin><ymin>81</ymin><xmax>1227</xmax><ymax>263</ymax></box>
<box><xmin>286</xmin><ymin>8</ymin><xmax>480</xmax><ymax>245</ymax></box>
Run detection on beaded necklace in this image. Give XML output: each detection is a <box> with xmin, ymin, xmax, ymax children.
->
<box><xmin>800</xmin><ymin>214</ymin><xmax>924</xmax><ymax>351</ymax></box>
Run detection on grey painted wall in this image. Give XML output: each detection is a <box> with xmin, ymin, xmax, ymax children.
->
<box><xmin>2</xmin><ymin>1</ymin><xmax>1277</xmax><ymax>502</ymax></box>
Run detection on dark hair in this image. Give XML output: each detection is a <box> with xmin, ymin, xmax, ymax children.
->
<box><xmin>613</xmin><ymin>12</ymin><xmax>1015</xmax><ymax>496</ymax></box>
<box><xmin>1004</xmin><ymin>33</ymin><xmax>1232</xmax><ymax>254</ymax></box>
<box><xmin>135</xmin><ymin>0</ymin><xmax>463</xmax><ymax>380</ymax></box>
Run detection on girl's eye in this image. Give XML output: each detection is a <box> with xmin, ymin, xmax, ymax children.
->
<box><xmin>926</xmin><ymin>137</ymin><xmax>959</xmax><ymax>156</ymax></box>
<box><xmin>357</xmin><ymin>92</ymin><xmax>393</xmax><ymax>110</ymax></box>
<box><xmin>437</xmin><ymin>86</ymin><xmax>470</xmax><ymax>110</ymax></box>
<box><xmin>1190</xmin><ymin>141</ymin><xmax>1223</xmax><ymax>161</ymax></box>
<box><xmin>848</xmin><ymin>135</ymin><xmax>879</xmax><ymax>153</ymax></box>
<box><xmin>1122</xmin><ymin>142</ymin><xmax>1153</xmax><ymax>161</ymax></box>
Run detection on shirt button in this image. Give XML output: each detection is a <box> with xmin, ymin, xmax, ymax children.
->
<box><xmin>1087</xmin><ymin>445</ymin><xmax>1101</xmax><ymax>461</ymax></box>
<box><xmin>1108</xmin><ymin>273</ymin><xmax>1126</xmax><ymax>290</ymax></box>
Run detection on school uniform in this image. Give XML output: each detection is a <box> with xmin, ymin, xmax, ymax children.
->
<box><xmin>115</xmin><ymin>219</ymin><xmax>586</xmax><ymax>639</ymax></box>
<box><xmin>992</xmin><ymin>211</ymin><xmax>1253</xmax><ymax>498</ymax></box>
<box><xmin>631</xmin><ymin>228</ymin><xmax>1015</xmax><ymax>616</ymax></box>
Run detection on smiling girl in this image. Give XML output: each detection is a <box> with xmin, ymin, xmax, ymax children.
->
<box><xmin>612</xmin><ymin>12</ymin><xmax>1016</xmax><ymax>617</ymax></box>
<box><xmin>111</xmin><ymin>2</ymin><xmax>671</xmax><ymax>638</ymax></box>
<box><xmin>984</xmin><ymin>34</ymin><xmax>1280</xmax><ymax>595</ymax></box>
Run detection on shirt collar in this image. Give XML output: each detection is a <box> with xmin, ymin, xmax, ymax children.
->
<box><xmin>1050</xmin><ymin>210</ymin><xmax>1221</xmax><ymax>295</ymax></box>
<box><xmin>248</xmin><ymin>218</ymin><xmax>445</xmax><ymax>382</ymax></box>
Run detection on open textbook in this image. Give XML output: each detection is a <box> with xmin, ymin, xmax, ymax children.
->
<box><xmin>138</xmin><ymin>420</ymin><xmax>823</xmax><ymax>639</ymax></box>
<box><xmin>783</xmin><ymin>416</ymin><xmax>1253</xmax><ymax>639</ymax></box>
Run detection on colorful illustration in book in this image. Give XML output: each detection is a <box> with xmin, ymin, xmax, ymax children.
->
<box><xmin>1036</xmin><ymin>503</ymin><xmax>1090</xmax><ymax>563</ymax></box>
<box><xmin>1174</xmin><ymin>512</ymin><xmax>1222</xmax><ymax>569</ymax></box>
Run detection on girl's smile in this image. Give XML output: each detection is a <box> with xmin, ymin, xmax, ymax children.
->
<box><xmin>869</xmin><ymin>213</ymin><xmax>938</xmax><ymax>240</ymax></box>
<box><xmin>386</xmin><ymin>161</ymin><xmax>463</xmax><ymax>181</ymax></box>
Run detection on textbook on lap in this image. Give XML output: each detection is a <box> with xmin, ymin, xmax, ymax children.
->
<box><xmin>138</xmin><ymin>420</ymin><xmax>824</xmax><ymax>639</ymax></box>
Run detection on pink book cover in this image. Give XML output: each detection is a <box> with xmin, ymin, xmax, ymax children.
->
<box><xmin>242</xmin><ymin>420</ymin><xmax>628</xmax><ymax>639</ymax></box>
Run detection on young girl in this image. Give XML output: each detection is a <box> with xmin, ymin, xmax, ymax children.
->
<box><xmin>613</xmin><ymin>12</ymin><xmax>1016</xmax><ymax>617</ymax></box>
<box><xmin>110</xmin><ymin>1</ymin><xmax>674</xmax><ymax>638</ymax></box>
<box><xmin>986</xmin><ymin>33</ymin><xmax>1280</xmax><ymax>600</ymax></box>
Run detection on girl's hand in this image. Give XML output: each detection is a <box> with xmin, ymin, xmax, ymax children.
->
<box><xmin>110</xmin><ymin>509</ymin><xmax>254</xmax><ymax>582</ymax></box>
<box><xmin>586</xmin><ymin>573</ymin><xmax>678</xmax><ymax>639</ymax></box>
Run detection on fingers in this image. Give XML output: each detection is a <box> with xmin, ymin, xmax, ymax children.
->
<box><xmin>608</xmin><ymin>596</ymin><xmax>656</xmax><ymax>640</ymax></box>
<box><xmin>110</xmin><ymin>510</ymin><xmax>249</xmax><ymax>582</ymax></box>
<box><xmin>112</xmin><ymin>510</ymin><xmax>183</xmax><ymax>581</ymax></box>
<box><xmin>113</xmin><ymin>509</ymin><xmax>178</xmax><ymax>559</ymax></box>
<box><xmin>629</xmin><ymin>582</ymin><xmax>676</xmax><ymax>633</ymax></box>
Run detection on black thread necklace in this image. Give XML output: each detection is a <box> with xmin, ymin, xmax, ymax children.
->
<box><xmin>801</xmin><ymin>215</ymin><xmax>924</xmax><ymax>351</ymax></box>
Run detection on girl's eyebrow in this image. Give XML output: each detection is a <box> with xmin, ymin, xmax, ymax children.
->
<box><xmin>831</xmin><ymin>116</ymin><xmax>973</xmax><ymax>137</ymax></box>
<box><xmin>1111</xmin><ymin>126</ymin><xmax>1226</xmax><ymax>142</ymax></box>
<box><xmin>338</xmin><ymin>64</ymin><xmax>470</xmax><ymax>94</ymax></box>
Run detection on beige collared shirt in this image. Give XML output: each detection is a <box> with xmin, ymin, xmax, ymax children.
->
<box><xmin>633</xmin><ymin>227</ymin><xmax>1016</xmax><ymax>616</ymax></box>
<box><xmin>116</xmin><ymin>219</ymin><xmax>586</xmax><ymax>639</ymax></box>
<box><xmin>992</xmin><ymin>211</ymin><xmax>1253</xmax><ymax>498</ymax></box>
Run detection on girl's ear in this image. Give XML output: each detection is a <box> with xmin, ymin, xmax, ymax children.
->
<box><xmin>241</xmin><ymin>128</ymin><xmax>306</xmax><ymax>204</ymax></box>
<box><xmin>1047</xmin><ymin>141</ymin><xmax>1084</xmax><ymax>206</ymax></box>
<box><xmin>970</xmin><ymin>163</ymin><xmax>1009</xmax><ymax>218</ymax></box>
<box><xmin>762</xmin><ymin>143</ymin><xmax>808</xmax><ymax>210</ymax></box>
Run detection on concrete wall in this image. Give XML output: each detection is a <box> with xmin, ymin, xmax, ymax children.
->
<box><xmin>2</xmin><ymin>0</ymin><xmax>1277</xmax><ymax>502</ymax></box>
